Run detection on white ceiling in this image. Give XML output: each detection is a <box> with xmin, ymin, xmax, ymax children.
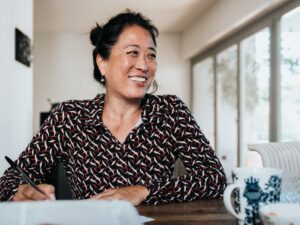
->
<box><xmin>34</xmin><ymin>0</ymin><xmax>216</xmax><ymax>34</ymax></box>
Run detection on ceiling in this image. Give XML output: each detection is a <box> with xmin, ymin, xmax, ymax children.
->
<box><xmin>34</xmin><ymin>0</ymin><xmax>216</xmax><ymax>34</ymax></box>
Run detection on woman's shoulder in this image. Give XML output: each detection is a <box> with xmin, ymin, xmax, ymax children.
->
<box><xmin>145</xmin><ymin>94</ymin><xmax>186</xmax><ymax>108</ymax></box>
<box><xmin>143</xmin><ymin>94</ymin><xmax>192</xmax><ymax>124</ymax></box>
<box><xmin>52</xmin><ymin>94</ymin><xmax>104</xmax><ymax>114</ymax></box>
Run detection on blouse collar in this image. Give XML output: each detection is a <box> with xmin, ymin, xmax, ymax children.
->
<box><xmin>84</xmin><ymin>94</ymin><xmax>167</xmax><ymax>128</ymax></box>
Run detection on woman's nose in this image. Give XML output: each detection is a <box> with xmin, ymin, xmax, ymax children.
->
<box><xmin>135</xmin><ymin>56</ymin><xmax>149</xmax><ymax>72</ymax></box>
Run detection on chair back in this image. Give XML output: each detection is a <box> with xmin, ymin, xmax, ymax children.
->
<box><xmin>248</xmin><ymin>142</ymin><xmax>300</xmax><ymax>172</ymax></box>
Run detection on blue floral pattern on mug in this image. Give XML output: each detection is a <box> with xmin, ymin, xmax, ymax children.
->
<box><xmin>233</xmin><ymin>173</ymin><xmax>241</xmax><ymax>214</ymax></box>
<box><xmin>241</xmin><ymin>175</ymin><xmax>281</xmax><ymax>225</ymax></box>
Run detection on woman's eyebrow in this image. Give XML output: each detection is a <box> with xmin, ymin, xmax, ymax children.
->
<box><xmin>149</xmin><ymin>47</ymin><xmax>156</xmax><ymax>53</ymax></box>
<box><xmin>124</xmin><ymin>45</ymin><xmax>156</xmax><ymax>52</ymax></box>
<box><xmin>124</xmin><ymin>44</ymin><xmax>140</xmax><ymax>49</ymax></box>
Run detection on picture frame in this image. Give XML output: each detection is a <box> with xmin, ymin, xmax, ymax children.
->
<box><xmin>15</xmin><ymin>28</ymin><xmax>31</xmax><ymax>67</ymax></box>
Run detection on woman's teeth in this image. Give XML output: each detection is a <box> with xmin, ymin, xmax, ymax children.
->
<box><xmin>129</xmin><ymin>76</ymin><xmax>146</xmax><ymax>82</ymax></box>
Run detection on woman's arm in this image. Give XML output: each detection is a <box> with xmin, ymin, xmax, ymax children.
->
<box><xmin>0</xmin><ymin>104</ymin><xmax>66</xmax><ymax>201</ymax></box>
<box><xmin>144</xmin><ymin>96</ymin><xmax>226</xmax><ymax>205</ymax></box>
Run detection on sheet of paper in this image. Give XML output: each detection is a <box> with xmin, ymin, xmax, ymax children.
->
<box><xmin>0</xmin><ymin>200</ymin><xmax>146</xmax><ymax>225</ymax></box>
<box><xmin>138</xmin><ymin>215</ymin><xmax>154</xmax><ymax>223</ymax></box>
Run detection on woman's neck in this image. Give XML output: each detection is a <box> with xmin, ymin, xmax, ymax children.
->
<box><xmin>102</xmin><ymin>93</ymin><xmax>143</xmax><ymax>143</ymax></box>
<box><xmin>103</xmin><ymin>93</ymin><xmax>142</xmax><ymax>121</ymax></box>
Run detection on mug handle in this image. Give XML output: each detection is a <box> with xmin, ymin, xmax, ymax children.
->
<box><xmin>223</xmin><ymin>182</ymin><xmax>243</xmax><ymax>220</ymax></box>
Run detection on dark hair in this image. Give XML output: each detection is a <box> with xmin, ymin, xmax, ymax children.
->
<box><xmin>90</xmin><ymin>9</ymin><xmax>159</xmax><ymax>88</ymax></box>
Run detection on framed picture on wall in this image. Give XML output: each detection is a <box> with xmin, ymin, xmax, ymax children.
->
<box><xmin>15</xmin><ymin>28</ymin><xmax>31</xmax><ymax>67</ymax></box>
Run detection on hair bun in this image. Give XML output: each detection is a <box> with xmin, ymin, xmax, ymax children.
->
<box><xmin>90</xmin><ymin>23</ymin><xmax>102</xmax><ymax>46</ymax></box>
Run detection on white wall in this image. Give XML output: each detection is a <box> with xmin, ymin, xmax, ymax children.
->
<box><xmin>33</xmin><ymin>32</ymin><xmax>190</xmax><ymax>133</ymax></box>
<box><xmin>0</xmin><ymin>0</ymin><xmax>33</xmax><ymax>175</ymax></box>
<box><xmin>182</xmin><ymin>0</ymin><xmax>287</xmax><ymax>58</ymax></box>
<box><xmin>33</xmin><ymin>33</ymin><xmax>100</xmax><ymax>133</ymax></box>
<box><xmin>155</xmin><ymin>34</ymin><xmax>191</xmax><ymax>106</ymax></box>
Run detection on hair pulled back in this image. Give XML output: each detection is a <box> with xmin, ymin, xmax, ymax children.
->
<box><xmin>90</xmin><ymin>9</ymin><xmax>159</xmax><ymax>86</ymax></box>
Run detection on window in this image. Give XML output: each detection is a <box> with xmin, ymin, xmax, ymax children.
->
<box><xmin>192</xmin><ymin>58</ymin><xmax>215</xmax><ymax>148</ymax></box>
<box><xmin>216</xmin><ymin>45</ymin><xmax>238</xmax><ymax>178</ymax></box>
<box><xmin>240</xmin><ymin>28</ymin><xmax>270</xmax><ymax>167</ymax></box>
<box><xmin>280</xmin><ymin>6</ymin><xmax>300</xmax><ymax>141</ymax></box>
<box><xmin>191</xmin><ymin>1</ymin><xmax>300</xmax><ymax>178</ymax></box>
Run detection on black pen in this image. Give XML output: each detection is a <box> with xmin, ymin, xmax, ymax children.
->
<box><xmin>5</xmin><ymin>156</ymin><xmax>51</xmax><ymax>200</ymax></box>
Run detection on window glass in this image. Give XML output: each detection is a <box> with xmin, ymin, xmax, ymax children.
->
<box><xmin>192</xmin><ymin>58</ymin><xmax>215</xmax><ymax>148</ymax></box>
<box><xmin>280</xmin><ymin>6</ymin><xmax>300</xmax><ymax>141</ymax></box>
<box><xmin>240</xmin><ymin>28</ymin><xmax>270</xmax><ymax>167</ymax></box>
<box><xmin>216</xmin><ymin>45</ymin><xmax>238</xmax><ymax>179</ymax></box>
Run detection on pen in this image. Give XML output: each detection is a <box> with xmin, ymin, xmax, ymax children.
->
<box><xmin>5</xmin><ymin>156</ymin><xmax>51</xmax><ymax>200</ymax></box>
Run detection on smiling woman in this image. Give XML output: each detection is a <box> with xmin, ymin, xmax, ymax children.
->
<box><xmin>95</xmin><ymin>25</ymin><xmax>157</xmax><ymax>101</ymax></box>
<box><xmin>0</xmin><ymin>9</ymin><xmax>226</xmax><ymax>205</ymax></box>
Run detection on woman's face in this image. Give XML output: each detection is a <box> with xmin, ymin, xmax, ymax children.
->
<box><xmin>97</xmin><ymin>25</ymin><xmax>157</xmax><ymax>101</ymax></box>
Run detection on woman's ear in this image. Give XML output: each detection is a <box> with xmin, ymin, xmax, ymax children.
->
<box><xmin>96</xmin><ymin>54</ymin><xmax>107</xmax><ymax>75</ymax></box>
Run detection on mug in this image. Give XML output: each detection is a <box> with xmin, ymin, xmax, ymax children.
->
<box><xmin>223</xmin><ymin>168</ymin><xmax>282</xmax><ymax>225</ymax></box>
<box><xmin>280</xmin><ymin>171</ymin><xmax>300</xmax><ymax>203</ymax></box>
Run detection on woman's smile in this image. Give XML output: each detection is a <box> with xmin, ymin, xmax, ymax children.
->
<box><xmin>129</xmin><ymin>75</ymin><xmax>148</xmax><ymax>84</ymax></box>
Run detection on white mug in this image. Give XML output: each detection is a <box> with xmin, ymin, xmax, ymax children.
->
<box><xmin>223</xmin><ymin>168</ymin><xmax>282</xmax><ymax>225</ymax></box>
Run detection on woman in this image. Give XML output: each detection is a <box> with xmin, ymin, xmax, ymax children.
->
<box><xmin>0</xmin><ymin>10</ymin><xmax>226</xmax><ymax>205</ymax></box>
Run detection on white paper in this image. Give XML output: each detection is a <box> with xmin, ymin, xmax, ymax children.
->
<box><xmin>138</xmin><ymin>215</ymin><xmax>154</xmax><ymax>224</ymax></box>
<box><xmin>0</xmin><ymin>200</ymin><xmax>145</xmax><ymax>225</ymax></box>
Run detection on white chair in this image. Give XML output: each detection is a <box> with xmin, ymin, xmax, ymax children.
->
<box><xmin>248</xmin><ymin>142</ymin><xmax>300</xmax><ymax>173</ymax></box>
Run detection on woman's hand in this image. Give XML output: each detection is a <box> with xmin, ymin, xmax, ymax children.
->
<box><xmin>90</xmin><ymin>185</ymin><xmax>149</xmax><ymax>206</ymax></box>
<box><xmin>12</xmin><ymin>184</ymin><xmax>56</xmax><ymax>201</ymax></box>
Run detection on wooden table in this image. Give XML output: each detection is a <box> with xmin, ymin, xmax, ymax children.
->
<box><xmin>137</xmin><ymin>199</ymin><xmax>236</xmax><ymax>225</ymax></box>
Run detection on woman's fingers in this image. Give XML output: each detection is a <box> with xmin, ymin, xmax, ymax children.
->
<box><xmin>13</xmin><ymin>184</ymin><xmax>55</xmax><ymax>201</ymax></box>
<box><xmin>90</xmin><ymin>190</ymin><xmax>114</xmax><ymax>200</ymax></box>
<box><xmin>38</xmin><ymin>184</ymin><xmax>56</xmax><ymax>200</ymax></box>
<box><xmin>93</xmin><ymin>194</ymin><xmax>117</xmax><ymax>201</ymax></box>
<box><xmin>89</xmin><ymin>185</ymin><xmax>148</xmax><ymax>205</ymax></box>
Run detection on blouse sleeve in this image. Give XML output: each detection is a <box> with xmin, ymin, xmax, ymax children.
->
<box><xmin>0</xmin><ymin>104</ymin><xmax>66</xmax><ymax>201</ymax></box>
<box><xmin>144</xmin><ymin>96</ymin><xmax>227</xmax><ymax>205</ymax></box>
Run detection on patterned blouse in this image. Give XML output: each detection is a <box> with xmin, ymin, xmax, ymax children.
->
<box><xmin>0</xmin><ymin>94</ymin><xmax>226</xmax><ymax>204</ymax></box>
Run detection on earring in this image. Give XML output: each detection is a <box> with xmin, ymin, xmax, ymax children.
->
<box><xmin>100</xmin><ymin>75</ymin><xmax>105</xmax><ymax>83</ymax></box>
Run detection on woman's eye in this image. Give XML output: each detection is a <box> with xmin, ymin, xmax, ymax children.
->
<box><xmin>127</xmin><ymin>51</ymin><xmax>139</xmax><ymax>56</ymax></box>
<box><xmin>148</xmin><ymin>53</ymin><xmax>156</xmax><ymax>60</ymax></box>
